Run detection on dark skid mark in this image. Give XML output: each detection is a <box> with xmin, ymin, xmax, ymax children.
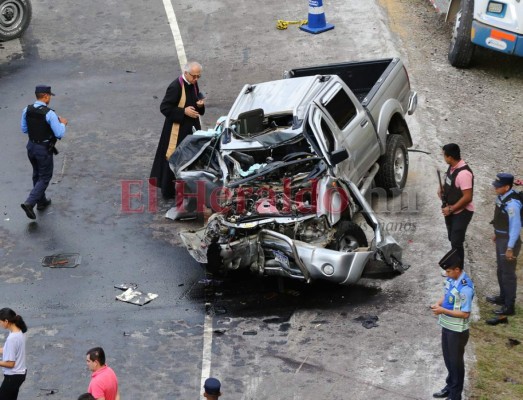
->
<box><xmin>272</xmin><ymin>354</ymin><xmax>325</xmax><ymax>373</ymax></box>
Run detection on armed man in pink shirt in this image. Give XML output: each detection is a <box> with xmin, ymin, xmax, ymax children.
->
<box><xmin>438</xmin><ymin>143</ymin><xmax>475</xmax><ymax>265</ymax></box>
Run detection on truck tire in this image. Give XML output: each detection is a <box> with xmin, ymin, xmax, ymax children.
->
<box><xmin>375</xmin><ymin>134</ymin><xmax>408</xmax><ymax>193</ymax></box>
<box><xmin>448</xmin><ymin>0</ymin><xmax>475</xmax><ymax>68</ymax></box>
<box><xmin>0</xmin><ymin>0</ymin><xmax>31</xmax><ymax>41</ymax></box>
<box><xmin>328</xmin><ymin>221</ymin><xmax>368</xmax><ymax>252</ymax></box>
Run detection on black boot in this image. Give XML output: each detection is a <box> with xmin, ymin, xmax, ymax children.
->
<box><xmin>493</xmin><ymin>306</ymin><xmax>515</xmax><ymax>316</ymax></box>
<box><xmin>486</xmin><ymin>295</ymin><xmax>504</xmax><ymax>305</ymax></box>
<box><xmin>486</xmin><ymin>315</ymin><xmax>509</xmax><ymax>325</ymax></box>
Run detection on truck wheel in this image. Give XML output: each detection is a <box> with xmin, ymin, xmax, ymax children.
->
<box><xmin>328</xmin><ymin>221</ymin><xmax>368</xmax><ymax>252</ymax></box>
<box><xmin>0</xmin><ymin>0</ymin><xmax>31</xmax><ymax>41</ymax></box>
<box><xmin>448</xmin><ymin>0</ymin><xmax>475</xmax><ymax>68</ymax></box>
<box><xmin>375</xmin><ymin>134</ymin><xmax>408</xmax><ymax>193</ymax></box>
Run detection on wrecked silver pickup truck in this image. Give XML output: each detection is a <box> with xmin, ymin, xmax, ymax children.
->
<box><xmin>176</xmin><ymin>58</ymin><xmax>417</xmax><ymax>285</ymax></box>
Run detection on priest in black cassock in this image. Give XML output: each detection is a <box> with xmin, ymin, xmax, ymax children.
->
<box><xmin>150</xmin><ymin>61</ymin><xmax>205</xmax><ymax>198</ymax></box>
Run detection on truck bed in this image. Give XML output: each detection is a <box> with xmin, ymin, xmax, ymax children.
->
<box><xmin>286</xmin><ymin>58</ymin><xmax>397</xmax><ymax>105</ymax></box>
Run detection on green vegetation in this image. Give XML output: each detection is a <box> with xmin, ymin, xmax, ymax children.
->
<box><xmin>470</xmin><ymin>267</ymin><xmax>523</xmax><ymax>400</ymax></box>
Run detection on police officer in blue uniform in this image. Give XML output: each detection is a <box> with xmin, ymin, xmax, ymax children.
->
<box><xmin>20</xmin><ymin>85</ymin><xmax>68</xmax><ymax>220</ymax></box>
<box><xmin>486</xmin><ymin>173</ymin><xmax>522</xmax><ymax>325</ymax></box>
<box><xmin>431</xmin><ymin>248</ymin><xmax>474</xmax><ymax>400</ymax></box>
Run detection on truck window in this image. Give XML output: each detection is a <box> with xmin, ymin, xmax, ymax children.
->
<box><xmin>325</xmin><ymin>90</ymin><xmax>357</xmax><ymax>130</ymax></box>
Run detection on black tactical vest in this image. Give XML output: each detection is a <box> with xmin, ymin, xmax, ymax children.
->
<box><xmin>444</xmin><ymin>164</ymin><xmax>474</xmax><ymax>205</ymax></box>
<box><xmin>26</xmin><ymin>105</ymin><xmax>55</xmax><ymax>142</ymax></box>
<box><xmin>493</xmin><ymin>192</ymin><xmax>520</xmax><ymax>231</ymax></box>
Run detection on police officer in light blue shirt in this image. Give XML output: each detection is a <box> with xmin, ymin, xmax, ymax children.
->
<box><xmin>431</xmin><ymin>248</ymin><xmax>474</xmax><ymax>400</ymax></box>
<box><xmin>486</xmin><ymin>173</ymin><xmax>522</xmax><ymax>322</ymax></box>
<box><xmin>20</xmin><ymin>85</ymin><xmax>68</xmax><ymax>220</ymax></box>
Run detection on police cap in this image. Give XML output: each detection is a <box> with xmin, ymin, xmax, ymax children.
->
<box><xmin>35</xmin><ymin>85</ymin><xmax>55</xmax><ymax>96</ymax></box>
<box><xmin>492</xmin><ymin>173</ymin><xmax>514</xmax><ymax>188</ymax></box>
<box><xmin>439</xmin><ymin>248</ymin><xmax>462</xmax><ymax>270</ymax></box>
<box><xmin>204</xmin><ymin>377</ymin><xmax>221</xmax><ymax>395</ymax></box>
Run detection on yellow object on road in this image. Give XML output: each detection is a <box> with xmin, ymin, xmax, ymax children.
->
<box><xmin>276</xmin><ymin>19</ymin><xmax>307</xmax><ymax>30</ymax></box>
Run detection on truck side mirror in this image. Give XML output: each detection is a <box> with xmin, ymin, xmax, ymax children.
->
<box><xmin>330</xmin><ymin>149</ymin><xmax>349</xmax><ymax>166</ymax></box>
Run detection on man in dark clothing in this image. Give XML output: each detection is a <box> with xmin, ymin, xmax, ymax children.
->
<box><xmin>486</xmin><ymin>173</ymin><xmax>522</xmax><ymax>325</ymax></box>
<box><xmin>20</xmin><ymin>85</ymin><xmax>68</xmax><ymax>220</ymax></box>
<box><xmin>150</xmin><ymin>61</ymin><xmax>206</xmax><ymax>199</ymax></box>
<box><xmin>438</xmin><ymin>143</ymin><xmax>474</xmax><ymax>265</ymax></box>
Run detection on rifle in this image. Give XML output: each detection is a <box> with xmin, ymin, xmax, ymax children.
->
<box><xmin>437</xmin><ymin>169</ymin><xmax>447</xmax><ymax>207</ymax></box>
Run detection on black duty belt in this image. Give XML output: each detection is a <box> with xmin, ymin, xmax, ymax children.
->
<box><xmin>29</xmin><ymin>138</ymin><xmax>50</xmax><ymax>144</ymax></box>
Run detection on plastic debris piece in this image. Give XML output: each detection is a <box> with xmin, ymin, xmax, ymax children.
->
<box><xmin>213</xmin><ymin>329</ymin><xmax>226</xmax><ymax>335</ymax></box>
<box><xmin>507</xmin><ymin>338</ymin><xmax>521</xmax><ymax>348</ymax></box>
<box><xmin>114</xmin><ymin>283</ymin><xmax>138</xmax><ymax>291</ymax></box>
<box><xmin>41</xmin><ymin>253</ymin><xmax>81</xmax><ymax>268</ymax></box>
<box><xmin>243</xmin><ymin>330</ymin><xmax>257</xmax><ymax>336</ymax></box>
<box><xmin>115</xmin><ymin>288</ymin><xmax>158</xmax><ymax>306</ymax></box>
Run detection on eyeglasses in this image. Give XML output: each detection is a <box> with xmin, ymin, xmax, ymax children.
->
<box><xmin>187</xmin><ymin>72</ymin><xmax>201</xmax><ymax>79</ymax></box>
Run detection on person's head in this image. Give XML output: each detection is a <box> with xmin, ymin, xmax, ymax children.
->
<box><xmin>203</xmin><ymin>377</ymin><xmax>221</xmax><ymax>399</ymax></box>
<box><xmin>86</xmin><ymin>347</ymin><xmax>106</xmax><ymax>372</ymax></box>
<box><xmin>34</xmin><ymin>85</ymin><xmax>55</xmax><ymax>105</ymax></box>
<box><xmin>492</xmin><ymin>173</ymin><xmax>514</xmax><ymax>196</ymax></box>
<box><xmin>442</xmin><ymin>143</ymin><xmax>461</xmax><ymax>166</ymax></box>
<box><xmin>0</xmin><ymin>308</ymin><xmax>27</xmax><ymax>333</ymax></box>
<box><xmin>77</xmin><ymin>394</ymin><xmax>95</xmax><ymax>400</ymax></box>
<box><xmin>439</xmin><ymin>248</ymin><xmax>463</xmax><ymax>279</ymax></box>
<box><xmin>183</xmin><ymin>61</ymin><xmax>202</xmax><ymax>84</ymax></box>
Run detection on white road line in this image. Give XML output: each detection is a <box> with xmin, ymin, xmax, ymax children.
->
<box><xmin>161</xmin><ymin>0</ymin><xmax>187</xmax><ymax>69</ymax></box>
<box><xmin>200</xmin><ymin>312</ymin><xmax>214</xmax><ymax>395</ymax></box>
<box><xmin>160</xmin><ymin>1</ymin><xmax>211</xmax><ymax>396</ymax></box>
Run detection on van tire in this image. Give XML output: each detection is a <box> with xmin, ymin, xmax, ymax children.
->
<box><xmin>375</xmin><ymin>134</ymin><xmax>408</xmax><ymax>193</ymax></box>
<box><xmin>448</xmin><ymin>0</ymin><xmax>475</xmax><ymax>68</ymax></box>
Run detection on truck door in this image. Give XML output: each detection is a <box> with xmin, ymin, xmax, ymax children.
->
<box><xmin>315</xmin><ymin>83</ymin><xmax>380</xmax><ymax>185</ymax></box>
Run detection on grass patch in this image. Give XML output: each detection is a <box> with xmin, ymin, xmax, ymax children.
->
<box><xmin>469</xmin><ymin>298</ymin><xmax>523</xmax><ymax>399</ymax></box>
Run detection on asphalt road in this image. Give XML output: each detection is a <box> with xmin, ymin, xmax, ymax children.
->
<box><xmin>1</xmin><ymin>0</ymin><xmax>522</xmax><ymax>399</ymax></box>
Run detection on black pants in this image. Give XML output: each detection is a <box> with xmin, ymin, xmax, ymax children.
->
<box><xmin>445</xmin><ymin>210</ymin><xmax>473</xmax><ymax>264</ymax></box>
<box><xmin>496</xmin><ymin>235</ymin><xmax>521</xmax><ymax>309</ymax></box>
<box><xmin>442</xmin><ymin>328</ymin><xmax>469</xmax><ymax>400</ymax></box>
<box><xmin>0</xmin><ymin>373</ymin><xmax>26</xmax><ymax>400</ymax></box>
<box><xmin>26</xmin><ymin>141</ymin><xmax>54</xmax><ymax>206</ymax></box>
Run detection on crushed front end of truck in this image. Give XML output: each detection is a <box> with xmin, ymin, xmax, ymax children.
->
<box><xmin>174</xmin><ymin>114</ymin><xmax>409</xmax><ymax>285</ymax></box>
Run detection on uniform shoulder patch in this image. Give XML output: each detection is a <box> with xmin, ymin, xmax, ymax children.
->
<box><xmin>462</xmin><ymin>279</ymin><xmax>468</xmax><ymax>285</ymax></box>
